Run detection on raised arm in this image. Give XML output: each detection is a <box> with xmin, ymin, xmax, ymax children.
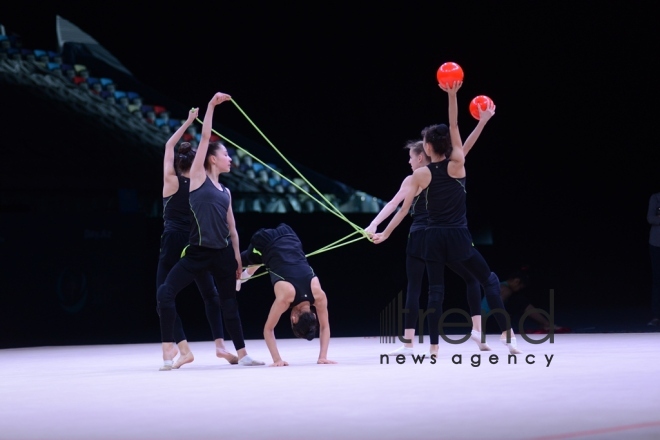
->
<box><xmin>462</xmin><ymin>101</ymin><xmax>495</xmax><ymax>156</ymax></box>
<box><xmin>439</xmin><ymin>81</ymin><xmax>463</xmax><ymax>151</ymax></box>
<box><xmin>365</xmin><ymin>176</ymin><xmax>412</xmax><ymax>235</ymax></box>
<box><xmin>372</xmin><ymin>169</ymin><xmax>427</xmax><ymax>244</ymax></box>
<box><xmin>163</xmin><ymin>107</ymin><xmax>198</xmax><ymax>196</ymax></box>
<box><xmin>443</xmin><ymin>82</ymin><xmax>466</xmax><ymax>177</ymax></box>
<box><xmin>190</xmin><ymin>92</ymin><xmax>231</xmax><ymax>189</ymax></box>
<box><xmin>649</xmin><ymin>194</ymin><xmax>660</xmax><ymax>225</ymax></box>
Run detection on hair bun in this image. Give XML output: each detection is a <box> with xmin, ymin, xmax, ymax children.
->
<box><xmin>178</xmin><ymin>142</ymin><xmax>192</xmax><ymax>154</ymax></box>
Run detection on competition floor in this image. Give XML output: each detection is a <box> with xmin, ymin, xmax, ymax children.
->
<box><xmin>2</xmin><ymin>333</ymin><xmax>659</xmax><ymax>440</ymax></box>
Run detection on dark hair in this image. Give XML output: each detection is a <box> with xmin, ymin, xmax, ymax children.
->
<box><xmin>174</xmin><ymin>142</ymin><xmax>195</xmax><ymax>174</ymax></box>
<box><xmin>404</xmin><ymin>139</ymin><xmax>430</xmax><ymax>162</ymax></box>
<box><xmin>291</xmin><ymin>311</ymin><xmax>318</xmax><ymax>341</ymax></box>
<box><xmin>421</xmin><ymin>124</ymin><xmax>452</xmax><ymax>157</ymax></box>
<box><xmin>205</xmin><ymin>141</ymin><xmax>226</xmax><ymax>170</ymax></box>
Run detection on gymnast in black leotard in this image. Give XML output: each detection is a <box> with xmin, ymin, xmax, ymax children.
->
<box><xmin>240</xmin><ymin>223</ymin><xmax>336</xmax><ymax>367</ymax></box>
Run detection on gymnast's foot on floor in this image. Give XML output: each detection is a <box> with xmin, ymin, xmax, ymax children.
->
<box><xmin>160</xmin><ymin>343</ymin><xmax>179</xmax><ymax>371</ymax></box>
<box><xmin>216</xmin><ymin>348</ymin><xmax>239</xmax><ymax>365</ymax></box>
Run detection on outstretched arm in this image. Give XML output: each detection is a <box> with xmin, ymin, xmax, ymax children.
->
<box><xmin>163</xmin><ymin>107</ymin><xmax>198</xmax><ymax>196</ymax></box>
<box><xmin>365</xmin><ymin>176</ymin><xmax>412</xmax><ymax>235</ymax></box>
<box><xmin>191</xmin><ymin>92</ymin><xmax>231</xmax><ymax>189</ymax></box>
<box><xmin>462</xmin><ymin>101</ymin><xmax>495</xmax><ymax>156</ymax></box>
<box><xmin>439</xmin><ymin>81</ymin><xmax>463</xmax><ymax>151</ymax></box>
<box><xmin>372</xmin><ymin>170</ymin><xmax>426</xmax><ymax>244</ymax></box>
<box><xmin>442</xmin><ymin>82</ymin><xmax>466</xmax><ymax>176</ymax></box>
<box><xmin>263</xmin><ymin>295</ymin><xmax>290</xmax><ymax>366</ymax></box>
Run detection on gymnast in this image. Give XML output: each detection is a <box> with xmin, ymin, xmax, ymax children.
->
<box><xmin>239</xmin><ymin>223</ymin><xmax>336</xmax><ymax>367</ymax></box>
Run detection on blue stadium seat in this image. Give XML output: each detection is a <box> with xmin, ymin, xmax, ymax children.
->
<box><xmin>140</xmin><ymin>105</ymin><xmax>153</xmax><ymax>114</ymax></box>
<box><xmin>100</xmin><ymin>78</ymin><xmax>113</xmax><ymax>87</ymax></box>
<box><xmin>113</xmin><ymin>91</ymin><xmax>127</xmax><ymax>100</ymax></box>
<box><xmin>86</xmin><ymin>77</ymin><xmax>100</xmax><ymax>86</ymax></box>
<box><xmin>154</xmin><ymin>118</ymin><xmax>168</xmax><ymax>127</ymax></box>
<box><xmin>168</xmin><ymin>119</ymin><xmax>182</xmax><ymax>128</ymax></box>
<box><xmin>127</xmin><ymin>91</ymin><xmax>140</xmax><ymax>101</ymax></box>
<box><xmin>47</xmin><ymin>62</ymin><xmax>61</xmax><ymax>71</ymax></box>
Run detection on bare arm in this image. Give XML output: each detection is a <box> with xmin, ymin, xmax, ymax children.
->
<box><xmin>226</xmin><ymin>189</ymin><xmax>242</xmax><ymax>280</ymax></box>
<box><xmin>191</xmin><ymin>93</ymin><xmax>231</xmax><ymax>190</ymax></box>
<box><xmin>439</xmin><ymin>81</ymin><xmax>463</xmax><ymax>151</ymax></box>
<box><xmin>311</xmin><ymin>278</ymin><xmax>335</xmax><ymax>364</ymax></box>
<box><xmin>462</xmin><ymin>102</ymin><xmax>495</xmax><ymax>156</ymax></box>
<box><xmin>365</xmin><ymin>176</ymin><xmax>412</xmax><ymax>235</ymax></box>
<box><xmin>163</xmin><ymin>108</ymin><xmax>198</xmax><ymax>196</ymax></box>
<box><xmin>443</xmin><ymin>82</ymin><xmax>466</xmax><ymax>177</ymax></box>
<box><xmin>372</xmin><ymin>169</ymin><xmax>427</xmax><ymax>244</ymax></box>
<box><xmin>263</xmin><ymin>295</ymin><xmax>290</xmax><ymax>366</ymax></box>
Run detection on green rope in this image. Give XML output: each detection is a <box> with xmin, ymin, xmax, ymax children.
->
<box><xmin>198</xmin><ymin>120</ymin><xmax>357</xmax><ymax>227</ymax></box>
<box><xmin>240</xmin><ymin>231</ymin><xmax>368</xmax><ymax>283</ymax></box>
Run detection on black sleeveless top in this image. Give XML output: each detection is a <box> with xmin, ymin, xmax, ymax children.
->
<box><xmin>163</xmin><ymin>175</ymin><xmax>191</xmax><ymax>234</ymax></box>
<box><xmin>409</xmin><ymin>187</ymin><xmax>429</xmax><ymax>233</ymax></box>
<box><xmin>426</xmin><ymin>160</ymin><xmax>468</xmax><ymax>228</ymax></box>
<box><xmin>189</xmin><ymin>176</ymin><xmax>231</xmax><ymax>249</ymax></box>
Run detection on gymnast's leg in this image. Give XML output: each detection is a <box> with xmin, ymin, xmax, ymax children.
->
<box><xmin>156</xmin><ymin>260</ymin><xmax>197</xmax><ymax>369</ymax></box>
<box><xmin>388</xmin><ymin>253</ymin><xmax>426</xmax><ymax>355</ymax></box>
<box><xmin>210</xmin><ymin>245</ymin><xmax>264</xmax><ymax>366</ymax></box>
<box><xmin>192</xmin><ymin>271</ymin><xmax>238</xmax><ymax>366</ymax></box>
<box><xmin>454</xmin><ymin>248</ymin><xmax>522</xmax><ymax>354</ymax></box>
<box><xmin>446</xmin><ymin>261</ymin><xmax>491</xmax><ymax>351</ymax></box>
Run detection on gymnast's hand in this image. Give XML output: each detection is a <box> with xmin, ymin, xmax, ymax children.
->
<box><xmin>210</xmin><ymin>92</ymin><xmax>232</xmax><ymax>106</ymax></box>
<box><xmin>186</xmin><ymin>107</ymin><xmax>199</xmax><ymax>123</ymax></box>
<box><xmin>371</xmin><ymin>232</ymin><xmax>389</xmax><ymax>244</ymax></box>
<box><xmin>364</xmin><ymin>225</ymin><xmax>377</xmax><ymax>236</ymax></box>
<box><xmin>270</xmin><ymin>360</ymin><xmax>289</xmax><ymax>367</ymax></box>
<box><xmin>439</xmin><ymin>80</ymin><xmax>462</xmax><ymax>94</ymax></box>
<box><xmin>318</xmin><ymin>358</ymin><xmax>337</xmax><ymax>364</ymax></box>
<box><xmin>478</xmin><ymin>100</ymin><xmax>496</xmax><ymax>122</ymax></box>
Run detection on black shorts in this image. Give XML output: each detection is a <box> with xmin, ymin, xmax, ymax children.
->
<box><xmin>406</xmin><ymin>229</ymin><xmax>426</xmax><ymax>259</ymax></box>
<box><xmin>179</xmin><ymin>244</ymin><xmax>238</xmax><ymax>276</ymax></box>
<box><xmin>423</xmin><ymin>227</ymin><xmax>474</xmax><ymax>263</ymax></box>
<box><xmin>159</xmin><ymin>230</ymin><xmax>189</xmax><ymax>263</ymax></box>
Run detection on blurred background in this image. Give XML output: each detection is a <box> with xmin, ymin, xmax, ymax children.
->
<box><xmin>1</xmin><ymin>2</ymin><xmax>658</xmax><ymax>348</ymax></box>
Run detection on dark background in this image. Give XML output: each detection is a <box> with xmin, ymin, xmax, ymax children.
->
<box><xmin>1</xmin><ymin>2</ymin><xmax>658</xmax><ymax>348</ymax></box>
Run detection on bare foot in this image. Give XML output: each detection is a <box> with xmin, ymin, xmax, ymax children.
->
<box><xmin>173</xmin><ymin>351</ymin><xmax>194</xmax><ymax>369</ymax></box>
<box><xmin>216</xmin><ymin>348</ymin><xmax>239</xmax><ymax>365</ymax></box>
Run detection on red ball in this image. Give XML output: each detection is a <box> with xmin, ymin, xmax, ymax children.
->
<box><xmin>436</xmin><ymin>62</ymin><xmax>464</xmax><ymax>87</ymax></box>
<box><xmin>469</xmin><ymin>95</ymin><xmax>494</xmax><ymax>120</ymax></box>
